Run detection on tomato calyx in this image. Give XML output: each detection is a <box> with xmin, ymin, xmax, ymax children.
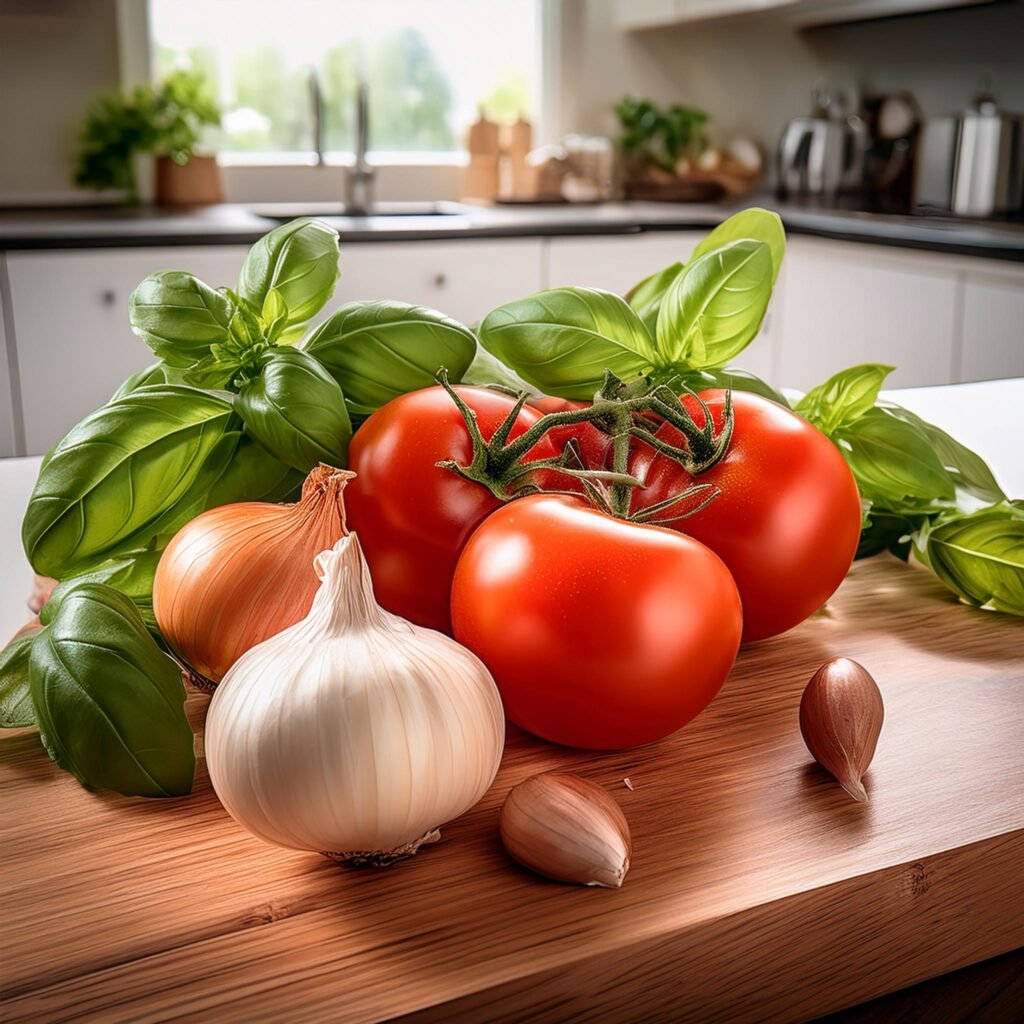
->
<box><xmin>435</xmin><ymin>369</ymin><xmax>734</xmax><ymax>517</ymax></box>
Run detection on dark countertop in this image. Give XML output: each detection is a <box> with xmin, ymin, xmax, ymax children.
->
<box><xmin>1</xmin><ymin>198</ymin><xmax>1022</xmax><ymax>261</ymax></box>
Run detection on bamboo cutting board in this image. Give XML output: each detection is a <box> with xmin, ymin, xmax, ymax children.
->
<box><xmin>1</xmin><ymin>555</ymin><xmax>1022</xmax><ymax>1024</ymax></box>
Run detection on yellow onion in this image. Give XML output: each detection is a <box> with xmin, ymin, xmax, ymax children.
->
<box><xmin>153</xmin><ymin>464</ymin><xmax>351</xmax><ymax>687</ymax></box>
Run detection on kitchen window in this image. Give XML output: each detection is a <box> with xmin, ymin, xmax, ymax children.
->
<box><xmin>149</xmin><ymin>0</ymin><xmax>543</xmax><ymax>163</ymax></box>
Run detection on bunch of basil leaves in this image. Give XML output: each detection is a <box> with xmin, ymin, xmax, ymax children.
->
<box><xmin>478</xmin><ymin>206</ymin><xmax>1023</xmax><ymax>616</ymax></box>
<box><xmin>795</xmin><ymin>364</ymin><xmax>1023</xmax><ymax>614</ymax></box>
<box><xmin>0</xmin><ymin>217</ymin><xmax>478</xmax><ymax>796</ymax></box>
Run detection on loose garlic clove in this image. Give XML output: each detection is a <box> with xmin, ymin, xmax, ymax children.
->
<box><xmin>799</xmin><ymin>658</ymin><xmax>884</xmax><ymax>802</ymax></box>
<box><xmin>499</xmin><ymin>773</ymin><xmax>632</xmax><ymax>888</ymax></box>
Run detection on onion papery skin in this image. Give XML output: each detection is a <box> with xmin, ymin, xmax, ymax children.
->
<box><xmin>205</xmin><ymin>533</ymin><xmax>506</xmax><ymax>861</ymax></box>
<box><xmin>153</xmin><ymin>464</ymin><xmax>350</xmax><ymax>685</ymax></box>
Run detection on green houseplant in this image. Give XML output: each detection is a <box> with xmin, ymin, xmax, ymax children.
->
<box><xmin>74</xmin><ymin>69</ymin><xmax>222</xmax><ymax>204</ymax></box>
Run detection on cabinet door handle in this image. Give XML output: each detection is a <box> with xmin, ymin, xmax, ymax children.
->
<box><xmin>100</xmin><ymin>289</ymin><xmax>117</xmax><ymax>307</ymax></box>
<box><xmin>432</xmin><ymin>272</ymin><xmax>447</xmax><ymax>288</ymax></box>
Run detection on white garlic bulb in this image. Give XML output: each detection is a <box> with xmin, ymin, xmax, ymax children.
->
<box><xmin>205</xmin><ymin>533</ymin><xmax>505</xmax><ymax>864</ymax></box>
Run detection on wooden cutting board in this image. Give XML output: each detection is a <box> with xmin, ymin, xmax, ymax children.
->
<box><xmin>1</xmin><ymin>555</ymin><xmax>1022</xmax><ymax>1024</ymax></box>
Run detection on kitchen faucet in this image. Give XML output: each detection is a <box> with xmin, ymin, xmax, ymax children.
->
<box><xmin>347</xmin><ymin>78</ymin><xmax>374</xmax><ymax>214</ymax></box>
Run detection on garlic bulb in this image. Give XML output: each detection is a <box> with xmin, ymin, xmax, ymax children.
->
<box><xmin>499</xmin><ymin>773</ymin><xmax>632</xmax><ymax>888</ymax></box>
<box><xmin>205</xmin><ymin>532</ymin><xmax>505</xmax><ymax>863</ymax></box>
<box><xmin>154</xmin><ymin>464</ymin><xmax>350</xmax><ymax>688</ymax></box>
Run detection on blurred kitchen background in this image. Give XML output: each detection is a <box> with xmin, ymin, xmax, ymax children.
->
<box><xmin>0</xmin><ymin>0</ymin><xmax>1022</xmax><ymax>458</ymax></box>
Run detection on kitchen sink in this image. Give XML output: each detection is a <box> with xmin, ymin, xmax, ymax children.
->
<box><xmin>253</xmin><ymin>201</ymin><xmax>470</xmax><ymax>221</ymax></box>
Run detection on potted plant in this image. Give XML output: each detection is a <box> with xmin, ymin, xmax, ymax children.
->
<box><xmin>74</xmin><ymin>70</ymin><xmax>222</xmax><ymax>205</ymax></box>
<box><xmin>615</xmin><ymin>96</ymin><xmax>761</xmax><ymax>201</ymax></box>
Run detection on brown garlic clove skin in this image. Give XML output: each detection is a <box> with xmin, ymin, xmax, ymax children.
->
<box><xmin>499</xmin><ymin>773</ymin><xmax>632</xmax><ymax>888</ymax></box>
<box><xmin>800</xmin><ymin>658</ymin><xmax>884</xmax><ymax>802</ymax></box>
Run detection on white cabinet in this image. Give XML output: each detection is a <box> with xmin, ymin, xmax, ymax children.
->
<box><xmin>335</xmin><ymin>239</ymin><xmax>544</xmax><ymax>327</ymax></box>
<box><xmin>959</xmin><ymin>265</ymin><xmax>1024</xmax><ymax>383</ymax></box>
<box><xmin>547</xmin><ymin>232</ymin><xmax>779</xmax><ymax>381</ymax></box>
<box><xmin>6</xmin><ymin>247</ymin><xmax>248</xmax><ymax>455</ymax></box>
<box><xmin>778</xmin><ymin>238</ymin><xmax>960</xmax><ymax>390</ymax></box>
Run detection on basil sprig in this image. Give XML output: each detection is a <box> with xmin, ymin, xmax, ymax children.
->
<box><xmin>478</xmin><ymin>207</ymin><xmax>785</xmax><ymax>403</ymax></box>
<box><xmin>6</xmin><ymin>217</ymin><xmax>482</xmax><ymax>795</ymax></box>
<box><xmin>796</xmin><ymin>362</ymin><xmax>1020</xmax><ymax>613</ymax></box>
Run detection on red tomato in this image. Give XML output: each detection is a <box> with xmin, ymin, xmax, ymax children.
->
<box><xmin>630</xmin><ymin>390</ymin><xmax>861</xmax><ymax>643</ymax></box>
<box><xmin>345</xmin><ymin>386</ymin><xmax>560</xmax><ymax>633</ymax></box>
<box><xmin>451</xmin><ymin>494</ymin><xmax>742</xmax><ymax>749</ymax></box>
<box><xmin>528</xmin><ymin>396</ymin><xmax>612</xmax><ymax>480</ymax></box>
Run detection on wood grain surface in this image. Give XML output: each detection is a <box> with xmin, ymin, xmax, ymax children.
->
<box><xmin>1</xmin><ymin>555</ymin><xmax>1022</xmax><ymax>1024</ymax></box>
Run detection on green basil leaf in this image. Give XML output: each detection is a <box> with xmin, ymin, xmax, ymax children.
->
<box><xmin>236</xmin><ymin>349</ymin><xmax>351</xmax><ymax>472</ymax></box>
<box><xmin>206</xmin><ymin>433</ymin><xmax>303</xmax><ymax>505</ymax></box>
<box><xmin>677</xmin><ymin>365</ymin><xmax>791</xmax><ymax>408</ymax></box>
<box><xmin>110</xmin><ymin>362</ymin><xmax>182</xmax><ymax>401</ymax></box>
<box><xmin>303</xmin><ymin>300</ymin><xmax>477</xmax><ymax>417</ymax></box>
<box><xmin>856</xmin><ymin>508</ymin><xmax>923</xmax><ymax>561</ymax></box>
<box><xmin>796</xmin><ymin>363</ymin><xmax>895</xmax><ymax>436</ymax></box>
<box><xmin>625</xmin><ymin>261</ymin><xmax>685</xmax><ymax>337</ymax></box>
<box><xmin>30</xmin><ymin>582</ymin><xmax>195</xmax><ymax>796</ymax></box>
<box><xmin>884</xmin><ymin>404</ymin><xmax>1007</xmax><ymax>507</ymax></box>
<box><xmin>657</xmin><ymin>239</ymin><xmax>774</xmax><ymax>368</ymax></box>
<box><xmin>261</xmin><ymin>287</ymin><xmax>289</xmax><ymax>344</ymax></box>
<box><xmin>915</xmin><ymin>504</ymin><xmax>1024</xmax><ymax>615</ymax></box>
<box><xmin>237</xmin><ymin>219</ymin><xmax>340</xmax><ymax>339</ymax></box>
<box><xmin>479</xmin><ymin>287</ymin><xmax>656</xmax><ymax>399</ymax></box>
<box><xmin>836</xmin><ymin>407</ymin><xmax>955</xmax><ymax>507</ymax></box>
<box><xmin>689</xmin><ymin>207</ymin><xmax>786</xmax><ymax>287</ymax></box>
<box><xmin>460</xmin><ymin>343</ymin><xmax>537</xmax><ymax>395</ymax></box>
<box><xmin>23</xmin><ymin>385</ymin><xmax>235</xmax><ymax>578</ymax></box>
<box><xmin>45</xmin><ymin>548</ymin><xmax>164</xmax><ymax>633</ymax></box>
<box><xmin>0</xmin><ymin>631</ymin><xmax>38</xmax><ymax>728</ymax></box>
<box><xmin>129</xmin><ymin>272</ymin><xmax>234</xmax><ymax>368</ymax></box>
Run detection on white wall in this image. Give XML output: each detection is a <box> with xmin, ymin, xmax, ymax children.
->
<box><xmin>0</xmin><ymin>0</ymin><xmax>122</xmax><ymax>203</ymax></box>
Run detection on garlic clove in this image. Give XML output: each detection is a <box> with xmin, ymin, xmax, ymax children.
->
<box><xmin>799</xmin><ymin>658</ymin><xmax>884</xmax><ymax>802</ymax></box>
<box><xmin>499</xmin><ymin>773</ymin><xmax>632</xmax><ymax>888</ymax></box>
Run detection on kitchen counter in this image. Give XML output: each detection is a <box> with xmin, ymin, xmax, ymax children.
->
<box><xmin>1</xmin><ymin>379</ymin><xmax>1022</xmax><ymax>1024</ymax></box>
<box><xmin>1</xmin><ymin>198</ymin><xmax>1023</xmax><ymax>261</ymax></box>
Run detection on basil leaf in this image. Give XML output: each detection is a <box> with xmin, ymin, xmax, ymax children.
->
<box><xmin>461</xmin><ymin>343</ymin><xmax>537</xmax><ymax>395</ymax></box>
<box><xmin>110</xmin><ymin>362</ymin><xmax>181</xmax><ymax>401</ymax></box>
<box><xmin>836</xmin><ymin>407</ymin><xmax>955</xmax><ymax>507</ymax></box>
<box><xmin>0</xmin><ymin>630</ymin><xmax>38</xmax><ymax>728</ymax></box>
<box><xmin>30</xmin><ymin>582</ymin><xmax>195</xmax><ymax>797</ymax></box>
<box><xmin>236</xmin><ymin>349</ymin><xmax>351</xmax><ymax>472</ymax></box>
<box><xmin>45</xmin><ymin>548</ymin><xmax>164</xmax><ymax>633</ymax></box>
<box><xmin>796</xmin><ymin>363</ymin><xmax>895</xmax><ymax>436</ymax></box>
<box><xmin>237</xmin><ymin>218</ymin><xmax>340</xmax><ymax>340</ymax></box>
<box><xmin>23</xmin><ymin>385</ymin><xmax>235</xmax><ymax>578</ymax></box>
<box><xmin>689</xmin><ymin>207</ymin><xmax>786</xmax><ymax>287</ymax></box>
<box><xmin>207</xmin><ymin>433</ymin><xmax>303</xmax><ymax>505</ymax></box>
<box><xmin>915</xmin><ymin>504</ymin><xmax>1024</xmax><ymax>615</ymax></box>
<box><xmin>129</xmin><ymin>272</ymin><xmax>234</xmax><ymax>368</ymax></box>
<box><xmin>657</xmin><ymin>239</ymin><xmax>774</xmax><ymax>368</ymax></box>
<box><xmin>625</xmin><ymin>261</ymin><xmax>684</xmax><ymax>337</ymax></box>
<box><xmin>885</xmin><ymin>404</ymin><xmax>1007</xmax><ymax>507</ymax></box>
<box><xmin>303</xmin><ymin>300</ymin><xmax>477</xmax><ymax>417</ymax></box>
<box><xmin>856</xmin><ymin>508</ymin><xmax>922</xmax><ymax>561</ymax></box>
<box><xmin>479</xmin><ymin>287</ymin><xmax>656</xmax><ymax>399</ymax></box>
<box><xmin>678</xmin><ymin>366</ymin><xmax>791</xmax><ymax>408</ymax></box>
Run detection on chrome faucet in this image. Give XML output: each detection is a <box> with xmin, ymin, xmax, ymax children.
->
<box><xmin>347</xmin><ymin>79</ymin><xmax>374</xmax><ymax>214</ymax></box>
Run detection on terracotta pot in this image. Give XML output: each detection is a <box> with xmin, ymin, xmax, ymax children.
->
<box><xmin>155</xmin><ymin>154</ymin><xmax>224</xmax><ymax>206</ymax></box>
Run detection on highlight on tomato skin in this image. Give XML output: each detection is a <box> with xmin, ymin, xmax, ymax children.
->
<box><xmin>629</xmin><ymin>390</ymin><xmax>863</xmax><ymax>643</ymax></box>
<box><xmin>450</xmin><ymin>493</ymin><xmax>743</xmax><ymax>751</ymax></box>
